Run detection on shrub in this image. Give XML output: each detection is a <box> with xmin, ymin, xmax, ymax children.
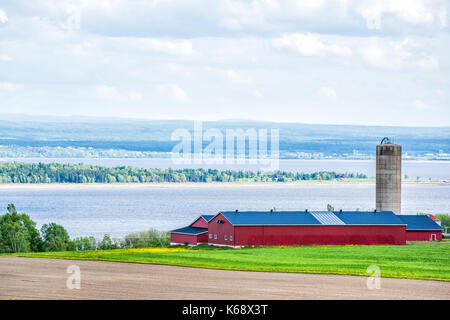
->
<box><xmin>123</xmin><ymin>229</ymin><xmax>170</xmax><ymax>248</ymax></box>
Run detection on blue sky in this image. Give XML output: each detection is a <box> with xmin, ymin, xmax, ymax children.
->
<box><xmin>0</xmin><ymin>0</ymin><xmax>449</xmax><ymax>126</ymax></box>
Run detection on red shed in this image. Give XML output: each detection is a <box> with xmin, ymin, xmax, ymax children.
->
<box><xmin>207</xmin><ymin>210</ymin><xmax>407</xmax><ymax>246</ymax></box>
<box><xmin>170</xmin><ymin>215</ymin><xmax>214</xmax><ymax>245</ymax></box>
<box><xmin>170</xmin><ymin>226</ymin><xmax>208</xmax><ymax>245</ymax></box>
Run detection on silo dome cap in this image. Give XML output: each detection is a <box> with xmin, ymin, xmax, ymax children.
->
<box><xmin>380</xmin><ymin>137</ymin><xmax>391</xmax><ymax>144</ymax></box>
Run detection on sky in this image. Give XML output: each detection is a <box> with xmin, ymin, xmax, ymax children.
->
<box><xmin>0</xmin><ymin>0</ymin><xmax>449</xmax><ymax>126</ymax></box>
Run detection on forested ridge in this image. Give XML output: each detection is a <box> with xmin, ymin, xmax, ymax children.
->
<box><xmin>0</xmin><ymin>162</ymin><xmax>367</xmax><ymax>183</ymax></box>
<box><xmin>1</xmin><ymin>116</ymin><xmax>449</xmax><ymax>157</ymax></box>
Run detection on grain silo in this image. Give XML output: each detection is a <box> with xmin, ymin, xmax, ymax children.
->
<box><xmin>376</xmin><ymin>138</ymin><xmax>402</xmax><ymax>214</ymax></box>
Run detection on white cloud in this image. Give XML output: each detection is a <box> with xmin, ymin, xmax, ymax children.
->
<box><xmin>66</xmin><ymin>2</ymin><xmax>81</xmax><ymax>32</ymax></box>
<box><xmin>66</xmin><ymin>41</ymin><xmax>96</xmax><ymax>57</ymax></box>
<box><xmin>128</xmin><ymin>91</ymin><xmax>143</xmax><ymax>102</ymax></box>
<box><xmin>356</xmin><ymin>0</ymin><xmax>442</xmax><ymax>30</ymax></box>
<box><xmin>436</xmin><ymin>89</ymin><xmax>445</xmax><ymax>97</ymax></box>
<box><xmin>156</xmin><ymin>84</ymin><xmax>189</xmax><ymax>103</ymax></box>
<box><xmin>217</xmin><ymin>0</ymin><xmax>279</xmax><ymax>31</ymax></box>
<box><xmin>4</xmin><ymin>0</ymin><xmax>448</xmax><ymax>40</ymax></box>
<box><xmin>360</xmin><ymin>37</ymin><xmax>439</xmax><ymax>70</ymax></box>
<box><xmin>292</xmin><ymin>0</ymin><xmax>327</xmax><ymax>11</ymax></box>
<box><xmin>252</xmin><ymin>89</ymin><xmax>263</xmax><ymax>99</ymax></box>
<box><xmin>0</xmin><ymin>55</ymin><xmax>13</xmax><ymax>62</ymax></box>
<box><xmin>317</xmin><ymin>86</ymin><xmax>337</xmax><ymax>101</ymax></box>
<box><xmin>95</xmin><ymin>85</ymin><xmax>144</xmax><ymax>102</ymax></box>
<box><xmin>273</xmin><ymin>33</ymin><xmax>438</xmax><ymax>72</ymax></box>
<box><xmin>116</xmin><ymin>38</ymin><xmax>195</xmax><ymax>56</ymax></box>
<box><xmin>95</xmin><ymin>85</ymin><xmax>120</xmax><ymax>99</ymax></box>
<box><xmin>215</xmin><ymin>0</ymin><xmax>448</xmax><ymax>36</ymax></box>
<box><xmin>413</xmin><ymin>99</ymin><xmax>431</xmax><ymax>110</ymax></box>
<box><xmin>273</xmin><ymin>33</ymin><xmax>351</xmax><ymax>56</ymax></box>
<box><xmin>0</xmin><ymin>9</ymin><xmax>7</xmax><ymax>24</ymax></box>
<box><xmin>0</xmin><ymin>0</ymin><xmax>449</xmax><ymax>126</ymax></box>
<box><xmin>416</xmin><ymin>56</ymin><xmax>439</xmax><ymax>70</ymax></box>
<box><xmin>329</xmin><ymin>44</ymin><xmax>352</xmax><ymax>56</ymax></box>
<box><xmin>274</xmin><ymin>33</ymin><xmax>325</xmax><ymax>56</ymax></box>
<box><xmin>217</xmin><ymin>68</ymin><xmax>251</xmax><ymax>83</ymax></box>
<box><xmin>438</xmin><ymin>10</ymin><xmax>447</xmax><ymax>28</ymax></box>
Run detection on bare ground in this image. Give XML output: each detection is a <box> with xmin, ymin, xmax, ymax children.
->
<box><xmin>0</xmin><ymin>257</ymin><xmax>449</xmax><ymax>300</ymax></box>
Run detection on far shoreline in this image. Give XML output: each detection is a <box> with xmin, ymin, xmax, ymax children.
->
<box><xmin>0</xmin><ymin>180</ymin><xmax>448</xmax><ymax>190</ymax></box>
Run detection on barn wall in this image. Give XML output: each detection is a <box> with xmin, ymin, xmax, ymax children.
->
<box><xmin>208</xmin><ymin>213</ymin><xmax>235</xmax><ymax>246</ymax></box>
<box><xmin>170</xmin><ymin>233</ymin><xmax>199</xmax><ymax>245</ymax></box>
<box><xmin>406</xmin><ymin>230</ymin><xmax>442</xmax><ymax>241</ymax></box>
<box><xmin>234</xmin><ymin>226</ymin><xmax>264</xmax><ymax>246</ymax></box>
<box><xmin>234</xmin><ymin>225</ymin><xmax>406</xmax><ymax>246</ymax></box>
<box><xmin>191</xmin><ymin>217</ymin><xmax>208</xmax><ymax>228</ymax></box>
<box><xmin>197</xmin><ymin>232</ymin><xmax>209</xmax><ymax>243</ymax></box>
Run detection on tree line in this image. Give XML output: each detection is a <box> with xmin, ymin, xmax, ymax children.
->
<box><xmin>0</xmin><ymin>162</ymin><xmax>368</xmax><ymax>183</ymax></box>
<box><xmin>0</xmin><ymin>204</ymin><xmax>169</xmax><ymax>253</ymax></box>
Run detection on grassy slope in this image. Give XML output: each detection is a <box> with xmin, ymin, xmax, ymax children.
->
<box><xmin>4</xmin><ymin>244</ymin><xmax>450</xmax><ymax>281</ymax></box>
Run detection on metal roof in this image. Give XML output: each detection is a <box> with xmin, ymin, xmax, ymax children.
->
<box><xmin>218</xmin><ymin>211</ymin><xmax>406</xmax><ymax>226</ymax></box>
<box><xmin>220</xmin><ymin>211</ymin><xmax>321</xmax><ymax>226</ymax></box>
<box><xmin>397</xmin><ymin>215</ymin><xmax>443</xmax><ymax>231</ymax></box>
<box><xmin>311</xmin><ymin>212</ymin><xmax>345</xmax><ymax>225</ymax></box>
<box><xmin>334</xmin><ymin>211</ymin><xmax>405</xmax><ymax>225</ymax></box>
<box><xmin>170</xmin><ymin>226</ymin><xmax>208</xmax><ymax>235</ymax></box>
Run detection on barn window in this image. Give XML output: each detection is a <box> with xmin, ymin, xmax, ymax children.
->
<box><xmin>209</xmin><ymin>234</ymin><xmax>212</xmax><ymax>239</ymax></box>
<box><xmin>230</xmin><ymin>236</ymin><xmax>233</xmax><ymax>241</ymax></box>
<box><xmin>224</xmin><ymin>235</ymin><xmax>227</xmax><ymax>240</ymax></box>
<box><xmin>214</xmin><ymin>234</ymin><xmax>217</xmax><ymax>239</ymax></box>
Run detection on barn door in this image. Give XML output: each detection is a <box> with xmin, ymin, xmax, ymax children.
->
<box><xmin>430</xmin><ymin>234</ymin><xmax>436</xmax><ymax>241</ymax></box>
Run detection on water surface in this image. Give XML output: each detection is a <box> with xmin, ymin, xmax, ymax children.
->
<box><xmin>0</xmin><ymin>183</ymin><xmax>448</xmax><ymax>238</ymax></box>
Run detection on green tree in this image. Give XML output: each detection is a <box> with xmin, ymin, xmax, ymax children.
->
<box><xmin>0</xmin><ymin>162</ymin><xmax>368</xmax><ymax>185</ymax></box>
<box><xmin>327</xmin><ymin>204</ymin><xmax>334</xmax><ymax>212</ymax></box>
<box><xmin>41</xmin><ymin>223</ymin><xmax>75</xmax><ymax>252</ymax></box>
<box><xmin>159</xmin><ymin>231</ymin><xmax>170</xmax><ymax>247</ymax></box>
<box><xmin>100</xmin><ymin>234</ymin><xmax>119</xmax><ymax>250</ymax></box>
<box><xmin>73</xmin><ymin>236</ymin><xmax>97</xmax><ymax>251</ymax></box>
<box><xmin>0</xmin><ymin>204</ymin><xmax>42</xmax><ymax>253</ymax></box>
<box><xmin>435</xmin><ymin>214</ymin><xmax>450</xmax><ymax>229</ymax></box>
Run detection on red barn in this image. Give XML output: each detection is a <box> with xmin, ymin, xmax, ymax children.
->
<box><xmin>398</xmin><ymin>215</ymin><xmax>443</xmax><ymax>241</ymax></box>
<box><xmin>207</xmin><ymin>210</ymin><xmax>407</xmax><ymax>246</ymax></box>
<box><xmin>170</xmin><ymin>215</ymin><xmax>214</xmax><ymax>245</ymax></box>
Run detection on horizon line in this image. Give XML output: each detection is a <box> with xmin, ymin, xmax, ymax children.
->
<box><xmin>0</xmin><ymin>112</ymin><xmax>449</xmax><ymax>129</ymax></box>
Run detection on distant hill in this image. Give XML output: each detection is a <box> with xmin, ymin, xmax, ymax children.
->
<box><xmin>0</xmin><ymin>114</ymin><xmax>449</xmax><ymax>158</ymax></box>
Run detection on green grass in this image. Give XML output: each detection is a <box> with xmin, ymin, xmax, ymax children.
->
<box><xmin>3</xmin><ymin>244</ymin><xmax>450</xmax><ymax>281</ymax></box>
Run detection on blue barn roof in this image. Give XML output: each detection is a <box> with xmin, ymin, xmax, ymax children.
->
<box><xmin>218</xmin><ymin>211</ymin><xmax>406</xmax><ymax>226</ymax></box>
<box><xmin>397</xmin><ymin>215</ymin><xmax>443</xmax><ymax>231</ymax></box>
<box><xmin>220</xmin><ymin>211</ymin><xmax>321</xmax><ymax>226</ymax></box>
<box><xmin>170</xmin><ymin>226</ymin><xmax>208</xmax><ymax>235</ymax></box>
<box><xmin>334</xmin><ymin>211</ymin><xmax>405</xmax><ymax>225</ymax></box>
